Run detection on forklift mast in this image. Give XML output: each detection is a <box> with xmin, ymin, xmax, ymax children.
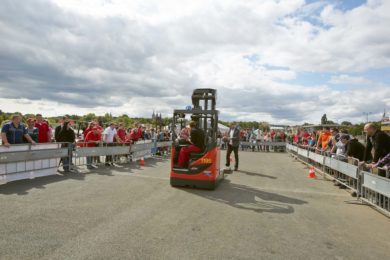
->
<box><xmin>191</xmin><ymin>89</ymin><xmax>217</xmax><ymax>135</ymax></box>
<box><xmin>192</xmin><ymin>88</ymin><xmax>217</xmax><ymax>111</ymax></box>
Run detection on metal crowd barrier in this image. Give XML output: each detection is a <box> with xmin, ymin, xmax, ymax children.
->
<box><xmin>0</xmin><ymin>143</ymin><xmax>67</xmax><ymax>184</ymax></box>
<box><xmin>0</xmin><ymin>140</ymin><xmax>173</xmax><ymax>185</ymax></box>
<box><xmin>238</xmin><ymin>141</ymin><xmax>287</xmax><ymax>152</ymax></box>
<box><xmin>286</xmin><ymin>144</ymin><xmax>390</xmax><ymax>216</ymax></box>
<box><xmin>361</xmin><ymin>171</ymin><xmax>390</xmax><ymax>215</ymax></box>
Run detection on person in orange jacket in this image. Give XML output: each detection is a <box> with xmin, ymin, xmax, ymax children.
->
<box><xmin>316</xmin><ymin>127</ymin><xmax>332</xmax><ymax>151</ymax></box>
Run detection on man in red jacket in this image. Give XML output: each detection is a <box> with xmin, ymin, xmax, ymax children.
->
<box><xmin>84</xmin><ymin>127</ymin><xmax>101</xmax><ymax>169</ymax></box>
<box><xmin>117</xmin><ymin>123</ymin><xmax>126</xmax><ymax>143</ymax></box>
<box><xmin>34</xmin><ymin>114</ymin><xmax>49</xmax><ymax>143</ymax></box>
<box><xmin>133</xmin><ymin>122</ymin><xmax>143</xmax><ymax>141</ymax></box>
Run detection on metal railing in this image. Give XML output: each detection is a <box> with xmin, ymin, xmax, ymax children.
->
<box><xmin>0</xmin><ymin>140</ymin><xmax>172</xmax><ymax>185</ymax></box>
<box><xmin>219</xmin><ymin>141</ymin><xmax>286</xmax><ymax>152</ymax></box>
<box><xmin>286</xmin><ymin>143</ymin><xmax>390</xmax><ymax>216</ymax></box>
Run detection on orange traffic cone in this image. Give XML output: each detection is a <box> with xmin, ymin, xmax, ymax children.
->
<box><xmin>139</xmin><ymin>157</ymin><xmax>145</xmax><ymax>166</ymax></box>
<box><xmin>308</xmin><ymin>167</ymin><xmax>316</xmax><ymax>178</ymax></box>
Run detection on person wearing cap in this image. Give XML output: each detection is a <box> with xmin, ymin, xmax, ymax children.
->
<box><xmin>34</xmin><ymin>113</ymin><xmax>50</xmax><ymax>143</ymax></box>
<box><xmin>83</xmin><ymin>122</ymin><xmax>95</xmax><ymax>140</ymax></box>
<box><xmin>1</xmin><ymin>114</ymin><xmax>36</xmax><ymax>147</ymax></box>
<box><xmin>25</xmin><ymin>118</ymin><xmax>39</xmax><ymax>143</ymax></box>
<box><xmin>84</xmin><ymin>127</ymin><xmax>101</xmax><ymax>169</ymax></box>
<box><xmin>331</xmin><ymin>132</ymin><xmax>348</xmax><ymax>161</ymax></box>
<box><xmin>342</xmin><ymin>134</ymin><xmax>365</xmax><ymax>162</ymax></box>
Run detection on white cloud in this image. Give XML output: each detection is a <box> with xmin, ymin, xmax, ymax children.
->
<box><xmin>0</xmin><ymin>0</ymin><xmax>389</xmax><ymax>124</ymax></box>
<box><xmin>329</xmin><ymin>74</ymin><xmax>373</xmax><ymax>85</ymax></box>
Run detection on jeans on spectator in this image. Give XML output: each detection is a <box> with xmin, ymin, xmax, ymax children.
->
<box><xmin>256</xmin><ymin>140</ymin><xmax>262</xmax><ymax>151</ymax></box>
<box><xmin>105</xmin><ymin>143</ymin><xmax>115</xmax><ymax>163</ymax></box>
<box><xmin>87</xmin><ymin>156</ymin><xmax>93</xmax><ymax>166</ymax></box>
<box><xmin>62</xmin><ymin>143</ymin><xmax>73</xmax><ymax>172</ymax></box>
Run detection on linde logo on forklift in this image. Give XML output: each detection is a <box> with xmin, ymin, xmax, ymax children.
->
<box><xmin>170</xmin><ymin>88</ymin><xmax>226</xmax><ymax>190</ymax></box>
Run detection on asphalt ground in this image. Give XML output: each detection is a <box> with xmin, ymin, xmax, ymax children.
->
<box><xmin>0</xmin><ymin>151</ymin><xmax>389</xmax><ymax>260</ymax></box>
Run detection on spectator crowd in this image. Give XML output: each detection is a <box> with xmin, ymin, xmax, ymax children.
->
<box><xmin>2</xmin><ymin>114</ymin><xmax>389</xmax><ymax>175</ymax></box>
<box><xmin>1</xmin><ymin>114</ymin><xmax>172</xmax><ymax>171</ymax></box>
<box><xmin>219</xmin><ymin>128</ymin><xmax>286</xmax><ymax>152</ymax></box>
<box><xmin>1</xmin><ymin>114</ymin><xmax>172</xmax><ymax>146</ymax></box>
<box><xmin>288</xmin><ymin>124</ymin><xmax>390</xmax><ymax>176</ymax></box>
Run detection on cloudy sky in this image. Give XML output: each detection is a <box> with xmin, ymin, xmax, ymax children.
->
<box><xmin>0</xmin><ymin>0</ymin><xmax>389</xmax><ymax>124</ymax></box>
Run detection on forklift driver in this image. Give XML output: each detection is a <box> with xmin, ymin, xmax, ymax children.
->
<box><xmin>177</xmin><ymin>121</ymin><xmax>205</xmax><ymax>167</ymax></box>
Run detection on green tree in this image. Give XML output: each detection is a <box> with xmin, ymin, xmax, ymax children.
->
<box><xmin>258</xmin><ymin>121</ymin><xmax>270</xmax><ymax>132</ymax></box>
<box><xmin>341</xmin><ymin>121</ymin><xmax>352</xmax><ymax>126</ymax></box>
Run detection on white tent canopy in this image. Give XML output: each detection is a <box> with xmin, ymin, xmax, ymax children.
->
<box><xmin>218</xmin><ymin>123</ymin><xmax>229</xmax><ymax>133</ymax></box>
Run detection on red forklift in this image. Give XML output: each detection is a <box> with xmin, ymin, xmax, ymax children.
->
<box><xmin>170</xmin><ymin>88</ymin><xmax>224</xmax><ymax>190</ymax></box>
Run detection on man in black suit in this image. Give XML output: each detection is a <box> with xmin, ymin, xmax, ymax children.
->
<box><xmin>56</xmin><ymin>120</ymin><xmax>75</xmax><ymax>172</ymax></box>
<box><xmin>225</xmin><ymin>122</ymin><xmax>240</xmax><ymax>171</ymax></box>
<box><xmin>55</xmin><ymin>116</ymin><xmax>68</xmax><ymax>142</ymax></box>
<box><xmin>364</xmin><ymin>123</ymin><xmax>390</xmax><ymax>163</ymax></box>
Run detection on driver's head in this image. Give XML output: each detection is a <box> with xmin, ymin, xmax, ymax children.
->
<box><xmin>229</xmin><ymin>122</ymin><xmax>236</xmax><ymax>129</ymax></box>
<box><xmin>189</xmin><ymin>121</ymin><xmax>197</xmax><ymax>129</ymax></box>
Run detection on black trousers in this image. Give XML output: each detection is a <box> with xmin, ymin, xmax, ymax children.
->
<box><xmin>226</xmin><ymin>144</ymin><xmax>239</xmax><ymax>168</ymax></box>
<box><xmin>105</xmin><ymin>143</ymin><xmax>115</xmax><ymax>163</ymax></box>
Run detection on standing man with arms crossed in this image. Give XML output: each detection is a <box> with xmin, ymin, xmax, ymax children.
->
<box><xmin>1</xmin><ymin>115</ymin><xmax>36</xmax><ymax>147</ymax></box>
<box><xmin>225</xmin><ymin>122</ymin><xmax>240</xmax><ymax>171</ymax></box>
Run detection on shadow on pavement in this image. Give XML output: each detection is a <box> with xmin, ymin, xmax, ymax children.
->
<box><xmin>183</xmin><ymin>179</ymin><xmax>307</xmax><ymax>214</ymax></box>
<box><xmin>91</xmin><ymin>157</ymin><xmax>170</xmax><ymax>175</ymax></box>
<box><xmin>0</xmin><ymin>173</ymin><xmax>85</xmax><ymax>196</ymax></box>
<box><xmin>0</xmin><ymin>157</ymin><xmax>170</xmax><ymax>195</ymax></box>
<box><xmin>237</xmin><ymin>170</ymin><xmax>277</xmax><ymax>179</ymax></box>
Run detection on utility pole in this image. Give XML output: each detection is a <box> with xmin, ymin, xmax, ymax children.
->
<box><xmin>362</xmin><ymin>112</ymin><xmax>372</xmax><ymax>123</ymax></box>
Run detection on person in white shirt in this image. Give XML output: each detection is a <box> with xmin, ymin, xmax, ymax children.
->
<box><xmin>255</xmin><ymin>129</ymin><xmax>263</xmax><ymax>151</ymax></box>
<box><xmin>103</xmin><ymin>122</ymin><xmax>120</xmax><ymax>166</ymax></box>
